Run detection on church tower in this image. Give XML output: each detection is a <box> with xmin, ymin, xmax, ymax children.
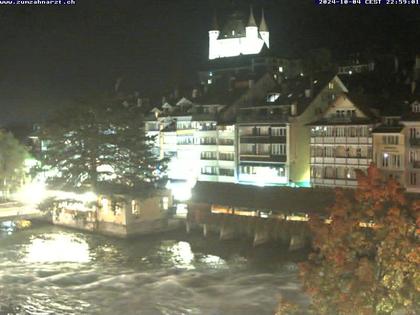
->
<box><xmin>259</xmin><ymin>9</ymin><xmax>269</xmax><ymax>48</ymax></box>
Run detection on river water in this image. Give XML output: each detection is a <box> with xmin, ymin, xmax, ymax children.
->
<box><xmin>0</xmin><ymin>222</ymin><xmax>309</xmax><ymax>315</ymax></box>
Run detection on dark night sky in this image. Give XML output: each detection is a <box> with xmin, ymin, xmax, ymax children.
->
<box><xmin>0</xmin><ymin>0</ymin><xmax>419</xmax><ymax>125</ymax></box>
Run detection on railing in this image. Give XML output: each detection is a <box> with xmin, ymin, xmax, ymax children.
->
<box><xmin>218</xmin><ymin>139</ymin><xmax>234</xmax><ymax>146</ymax></box>
<box><xmin>409</xmin><ymin>138</ymin><xmax>420</xmax><ymax>147</ymax></box>
<box><xmin>412</xmin><ymin>161</ymin><xmax>420</xmax><ymax>169</ymax></box>
<box><xmin>201</xmin><ymin>156</ymin><xmax>217</xmax><ymax>160</ymax></box>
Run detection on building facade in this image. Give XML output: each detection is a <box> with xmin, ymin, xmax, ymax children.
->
<box><xmin>310</xmin><ymin>94</ymin><xmax>377</xmax><ymax>187</ymax></box>
<box><xmin>402</xmin><ymin>100</ymin><xmax>420</xmax><ymax>193</ymax></box>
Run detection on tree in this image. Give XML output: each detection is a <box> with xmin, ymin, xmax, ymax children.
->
<box><xmin>38</xmin><ymin>94</ymin><xmax>168</xmax><ymax>195</ymax></box>
<box><xmin>298</xmin><ymin>166</ymin><xmax>419</xmax><ymax>315</ymax></box>
<box><xmin>0</xmin><ymin>131</ymin><xmax>28</xmax><ymax>200</ymax></box>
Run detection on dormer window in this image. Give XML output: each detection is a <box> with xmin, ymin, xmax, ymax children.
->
<box><xmin>412</xmin><ymin>102</ymin><xmax>420</xmax><ymax>113</ymax></box>
<box><xmin>267</xmin><ymin>93</ymin><xmax>280</xmax><ymax>102</ymax></box>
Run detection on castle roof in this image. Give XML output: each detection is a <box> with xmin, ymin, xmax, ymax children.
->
<box><xmin>247</xmin><ymin>6</ymin><xmax>257</xmax><ymax>27</ymax></box>
<box><xmin>220</xmin><ymin>10</ymin><xmax>246</xmax><ymax>38</ymax></box>
<box><xmin>259</xmin><ymin>9</ymin><xmax>268</xmax><ymax>32</ymax></box>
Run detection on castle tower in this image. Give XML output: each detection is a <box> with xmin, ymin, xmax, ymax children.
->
<box><xmin>245</xmin><ymin>6</ymin><xmax>258</xmax><ymax>39</ymax></box>
<box><xmin>259</xmin><ymin>9</ymin><xmax>269</xmax><ymax>48</ymax></box>
<box><xmin>208</xmin><ymin>12</ymin><xmax>220</xmax><ymax>60</ymax></box>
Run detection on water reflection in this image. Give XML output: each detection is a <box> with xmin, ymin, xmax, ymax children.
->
<box><xmin>24</xmin><ymin>232</ymin><xmax>90</xmax><ymax>263</ymax></box>
<box><xmin>0</xmin><ymin>225</ymin><xmax>309</xmax><ymax>315</ymax></box>
<box><xmin>168</xmin><ymin>241</ymin><xmax>195</xmax><ymax>269</ymax></box>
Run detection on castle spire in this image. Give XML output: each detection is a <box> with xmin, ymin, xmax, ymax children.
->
<box><xmin>211</xmin><ymin>10</ymin><xmax>219</xmax><ymax>31</ymax></box>
<box><xmin>259</xmin><ymin>8</ymin><xmax>268</xmax><ymax>32</ymax></box>
<box><xmin>247</xmin><ymin>5</ymin><xmax>257</xmax><ymax>27</ymax></box>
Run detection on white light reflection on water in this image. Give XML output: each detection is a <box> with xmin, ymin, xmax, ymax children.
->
<box><xmin>168</xmin><ymin>241</ymin><xmax>195</xmax><ymax>269</ymax></box>
<box><xmin>24</xmin><ymin>233</ymin><xmax>90</xmax><ymax>263</ymax></box>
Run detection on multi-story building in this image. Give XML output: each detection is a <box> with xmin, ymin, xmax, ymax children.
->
<box><xmin>235</xmin><ymin>73</ymin><xmax>348</xmax><ymax>186</ymax></box>
<box><xmin>402</xmin><ymin>100</ymin><xmax>420</xmax><ymax>193</ymax></box>
<box><xmin>309</xmin><ymin>93</ymin><xmax>378</xmax><ymax>187</ymax></box>
<box><xmin>372</xmin><ymin>115</ymin><xmax>405</xmax><ymax>186</ymax></box>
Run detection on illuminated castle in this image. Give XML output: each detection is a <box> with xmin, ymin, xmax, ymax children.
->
<box><xmin>208</xmin><ymin>7</ymin><xmax>269</xmax><ymax>60</ymax></box>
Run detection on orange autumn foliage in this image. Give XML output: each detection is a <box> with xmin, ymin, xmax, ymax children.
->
<box><xmin>299</xmin><ymin>165</ymin><xmax>419</xmax><ymax>315</ymax></box>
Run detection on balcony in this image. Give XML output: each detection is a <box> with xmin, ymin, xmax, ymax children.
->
<box><xmin>311</xmin><ymin>137</ymin><xmax>371</xmax><ymax>144</ymax></box>
<box><xmin>240</xmin><ymin>155</ymin><xmax>287</xmax><ymax>163</ymax></box>
<box><xmin>237</xmin><ymin>113</ymin><xmax>289</xmax><ymax>124</ymax></box>
<box><xmin>218</xmin><ymin>139</ymin><xmax>234</xmax><ymax>146</ymax></box>
<box><xmin>412</xmin><ymin>161</ymin><xmax>420</xmax><ymax>169</ymax></box>
<box><xmin>240</xmin><ymin>135</ymin><xmax>286</xmax><ymax>144</ymax></box>
<box><xmin>409</xmin><ymin>138</ymin><xmax>420</xmax><ymax>147</ymax></box>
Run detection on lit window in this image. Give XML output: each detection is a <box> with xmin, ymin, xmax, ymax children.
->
<box><xmin>207</xmin><ymin>79</ymin><xmax>212</xmax><ymax>84</ymax></box>
<box><xmin>267</xmin><ymin>93</ymin><xmax>280</xmax><ymax>102</ymax></box>
<box><xmin>132</xmin><ymin>200</ymin><xmax>140</xmax><ymax>216</ymax></box>
<box><xmin>162</xmin><ymin>197</ymin><xmax>169</xmax><ymax>211</ymax></box>
<box><xmin>328</xmin><ymin>82</ymin><xmax>334</xmax><ymax>90</ymax></box>
<box><xmin>279</xmin><ymin>66</ymin><xmax>283</xmax><ymax>73</ymax></box>
<box><xmin>101</xmin><ymin>198</ymin><xmax>109</xmax><ymax>212</ymax></box>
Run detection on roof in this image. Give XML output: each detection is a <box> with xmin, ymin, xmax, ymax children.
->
<box><xmin>372</xmin><ymin>124</ymin><xmax>404</xmax><ymax>133</ymax></box>
<box><xmin>189</xmin><ymin>181</ymin><xmax>336</xmax><ymax>215</ymax></box>
<box><xmin>259</xmin><ymin>9</ymin><xmax>268</xmax><ymax>32</ymax></box>
<box><xmin>308</xmin><ymin>92</ymin><xmax>378</xmax><ymax>126</ymax></box>
<box><xmin>260</xmin><ymin>71</ymin><xmax>337</xmax><ymax>115</ymax></box>
<box><xmin>247</xmin><ymin>6</ymin><xmax>257</xmax><ymax>27</ymax></box>
<box><xmin>220</xmin><ymin>10</ymin><xmax>247</xmax><ymax>38</ymax></box>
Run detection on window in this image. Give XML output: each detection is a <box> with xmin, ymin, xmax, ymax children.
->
<box><xmin>132</xmin><ymin>200</ymin><xmax>140</xmax><ymax>216</ymax></box>
<box><xmin>328</xmin><ymin>82</ymin><xmax>334</xmax><ymax>90</ymax></box>
<box><xmin>200</xmin><ymin>137</ymin><xmax>216</xmax><ymax>145</ymax></box>
<box><xmin>412</xmin><ymin>102</ymin><xmax>420</xmax><ymax>113</ymax></box>
<box><xmin>201</xmin><ymin>166</ymin><xmax>218</xmax><ymax>175</ymax></box>
<box><xmin>382</xmin><ymin>153</ymin><xmax>389</xmax><ymax>168</ymax></box>
<box><xmin>382</xmin><ymin>135</ymin><xmax>399</xmax><ymax>145</ymax></box>
<box><xmin>201</xmin><ymin>151</ymin><xmax>217</xmax><ymax>160</ymax></box>
<box><xmin>240</xmin><ymin>144</ymin><xmax>256</xmax><ymax>155</ymax></box>
<box><xmin>256</xmin><ymin>144</ymin><xmax>270</xmax><ymax>155</ymax></box>
<box><xmin>218</xmin><ymin>138</ymin><xmax>234</xmax><ymax>146</ymax></box>
<box><xmin>410</xmin><ymin>128</ymin><xmax>417</xmax><ymax>139</ymax></box>
<box><xmin>271</xmin><ymin>127</ymin><xmax>286</xmax><ymax>137</ymax></box>
<box><xmin>161</xmin><ymin>197</ymin><xmax>169</xmax><ymax>211</ymax></box>
<box><xmin>240</xmin><ymin>165</ymin><xmax>256</xmax><ymax>175</ymax></box>
<box><xmin>382</xmin><ymin>153</ymin><xmax>401</xmax><ymax>169</ymax></box>
<box><xmin>410</xmin><ymin>172</ymin><xmax>417</xmax><ymax>185</ymax></box>
<box><xmin>111</xmin><ymin>201</ymin><xmax>123</xmax><ymax>216</ymax></box>
<box><xmin>219</xmin><ymin>168</ymin><xmax>234</xmax><ymax>176</ymax></box>
<box><xmin>252</xmin><ymin>126</ymin><xmax>269</xmax><ymax>136</ymax></box>
<box><xmin>272</xmin><ymin>144</ymin><xmax>286</xmax><ymax>155</ymax></box>
<box><xmin>219</xmin><ymin>152</ymin><xmax>234</xmax><ymax>161</ymax></box>
<box><xmin>267</xmin><ymin>93</ymin><xmax>280</xmax><ymax>102</ymax></box>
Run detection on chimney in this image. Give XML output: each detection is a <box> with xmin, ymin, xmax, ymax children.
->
<box><xmin>291</xmin><ymin>104</ymin><xmax>297</xmax><ymax>116</ymax></box>
<box><xmin>394</xmin><ymin>56</ymin><xmax>399</xmax><ymax>73</ymax></box>
<box><xmin>192</xmin><ymin>89</ymin><xmax>198</xmax><ymax>99</ymax></box>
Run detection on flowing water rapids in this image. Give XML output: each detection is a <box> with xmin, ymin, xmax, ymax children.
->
<box><xmin>0</xmin><ymin>222</ymin><xmax>309</xmax><ymax>315</ymax></box>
